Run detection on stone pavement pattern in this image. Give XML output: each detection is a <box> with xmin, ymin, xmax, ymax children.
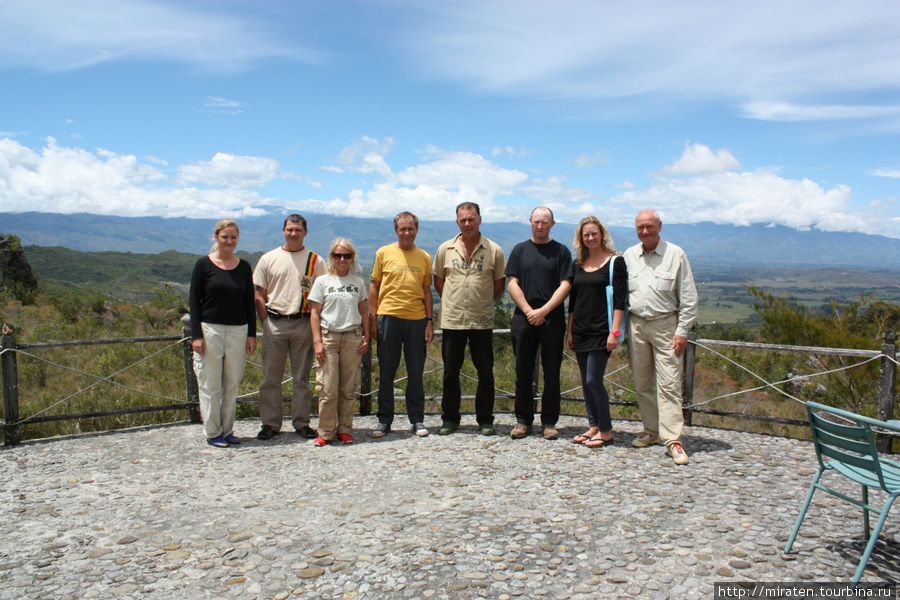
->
<box><xmin>1</xmin><ymin>415</ymin><xmax>898</xmax><ymax>600</ymax></box>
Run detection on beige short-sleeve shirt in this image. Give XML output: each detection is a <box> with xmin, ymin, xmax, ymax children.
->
<box><xmin>253</xmin><ymin>246</ymin><xmax>327</xmax><ymax>315</ymax></box>
<box><xmin>433</xmin><ymin>234</ymin><xmax>506</xmax><ymax>330</ymax></box>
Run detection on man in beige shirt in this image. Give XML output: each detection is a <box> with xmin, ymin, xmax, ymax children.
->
<box><xmin>623</xmin><ymin>209</ymin><xmax>698</xmax><ymax>464</ymax></box>
<box><xmin>432</xmin><ymin>202</ymin><xmax>506</xmax><ymax>436</ymax></box>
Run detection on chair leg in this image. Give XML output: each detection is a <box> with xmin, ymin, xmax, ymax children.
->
<box><xmin>851</xmin><ymin>493</ymin><xmax>898</xmax><ymax>585</ymax></box>
<box><xmin>861</xmin><ymin>485</ymin><xmax>870</xmax><ymax>537</ymax></box>
<box><xmin>785</xmin><ymin>470</ymin><xmax>823</xmax><ymax>553</ymax></box>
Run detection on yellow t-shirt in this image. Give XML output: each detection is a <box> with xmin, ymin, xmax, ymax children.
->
<box><xmin>371</xmin><ymin>243</ymin><xmax>432</xmax><ymax>320</ymax></box>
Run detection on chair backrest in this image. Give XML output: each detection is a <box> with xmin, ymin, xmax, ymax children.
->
<box><xmin>806</xmin><ymin>401</ymin><xmax>889</xmax><ymax>491</ymax></box>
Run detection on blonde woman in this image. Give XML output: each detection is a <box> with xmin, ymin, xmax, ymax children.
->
<box><xmin>308</xmin><ymin>238</ymin><xmax>370</xmax><ymax>446</ymax></box>
<box><xmin>189</xmin><ymin>219</ymin><xmax>257</xmax><ymax>448</ymax></box>
<box><xmin>565</xmin><ymin>217</ymin><xmax>627</xmax><ymax>448</ymax></box>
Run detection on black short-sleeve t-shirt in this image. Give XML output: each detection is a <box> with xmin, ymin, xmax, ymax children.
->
<box><xmin>505</xmin><ymin>239</ymin><xmax>573</xmax><ymax>319</ymax></box>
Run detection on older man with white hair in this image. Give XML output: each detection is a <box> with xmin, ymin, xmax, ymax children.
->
<box><xmin>624</xmin><ymin>209</ymin><xmax>698</xmax><ymax>465</ymax></box>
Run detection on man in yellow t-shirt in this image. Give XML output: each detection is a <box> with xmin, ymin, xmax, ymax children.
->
<box><xmin>368</xmin><ymin>211</ymin><xmax>434</xmax><ymax>438</ymax></box>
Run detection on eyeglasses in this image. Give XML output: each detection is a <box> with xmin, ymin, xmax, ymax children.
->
<box><xmin>332</xmin><ymin>253</ymin><xmax>353</xmax><ymax>260</ymax></box>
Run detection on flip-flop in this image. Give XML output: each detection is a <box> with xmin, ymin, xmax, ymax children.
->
<box><xmin>583</xmin><ymin>436</ymin><xmax>614</xmax><ymax>448</ymax></box>
<box><xmin>573</xmin><ymin>432</ymin><xmax>593</xmax><ymax>443</ymax></box>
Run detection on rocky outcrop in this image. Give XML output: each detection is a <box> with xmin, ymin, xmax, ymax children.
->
<box><xmin>0</xmin><ymin>233</ymin><xmax>38</xmax><ymax>302</ymax></box>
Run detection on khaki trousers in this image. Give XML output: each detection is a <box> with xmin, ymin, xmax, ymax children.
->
<box><xmin>193</xmin><ymin>323</ymin><xmax>248</xmax><ymax>439</ymax></box>
<box><xmin>627</xmin><ymin>313</ymin><xmax>684</xmax><ymax>444</ymax></box>
<box><xmin>317</xmin><ymin>327</ymin><xmax>363</xmax><ymax>439</ymax></box>
<box><xmin>259</xmin><ymin>316</ymin><xmax>314</xmax><ymax>432</ymax></box>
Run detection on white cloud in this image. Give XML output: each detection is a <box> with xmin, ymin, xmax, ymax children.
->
<box><xmin>491</xmin><ymin>146</ymin><xmax>529</xmax><ymax>159</ymax></box>
<box><xmin>308</xmin><ymin>146</ymin><xmax>529</xmax><ymax>222</ymax></box>
<box><xmin>742</xmin><ymin>101</ymin><xmax>900</xmax><ymax>122</ymax></box>
<box><xmin>573</xmin><ymin>151</ymin><xmax>607</xmax><ymax>169</ymax></box>
<box><xmin>609</xmin><ymin>169</ymin><xmax>880</xmax><ymax>234</ymax></box>
<box><xmin>329</xmin><ymin>136</ymin><xmax>395</xmax><ymax>177</ymax></box>
<box><xmin>0</xmin><ymin>138</ymin><xmax>280</xmax><ymax>218</ymax></box>
<box><xmin>177</xmin><ymin>153</ymin><xmax>282</xmax><ymax>189</ymax></box>
<box><xmin>869</xmin><ymin>168</ymin><xmax>900</xmax><ymax>179</ymax></box>
<box><xmin>401</xmin><ymin>1</ymin><xmax>900</xmax><ymax>122</ymax></box>
<box><xmin>202</xmin><ymin>96</ymin><xmax>245</xmax><ymax>114</ymax></box>
<box><xmin>658</xmin><ymin>143</ymin><xmax>740</xmax><ymax>176</ymax></box>
<box><xmin>0</xmin><ymin>0</ymin><xmax>320</xmax><ymax>71</ymax></box>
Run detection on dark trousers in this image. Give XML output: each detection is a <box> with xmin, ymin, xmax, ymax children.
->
<box><xmin>510</xmin><ymin>311</ymin><xmax>565</xmax><ymax>426</ymax></box>
<box><xmin>441</xmin><ymin>329</ymin><xmax>495</xmax><ymax>426</ymax></box>
<box><xmin>376</xmin><ymin>315</ymin><xmax>426</xmax><ymax>426</ymax></box>
<box><xmin>576</xmin><ymin>350</ymin><xmax>612</xmax><ymax>431</ymax></box>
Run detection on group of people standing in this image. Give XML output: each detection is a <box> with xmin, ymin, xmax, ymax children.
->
<box><xmin>188</xmin><ymin>203</ymin><xmax>697</xmax><ymax>465</ymax></box>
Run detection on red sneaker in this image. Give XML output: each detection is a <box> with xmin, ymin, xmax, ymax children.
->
<box><xmin>313</xmin><ymin>437</ymin><xmax>329</xmax><ymax>447</ymax></box>
<box><xmin>338</xmin><ymin>433</ymin><xmax>354</xmax><ymax>444</ymax></box>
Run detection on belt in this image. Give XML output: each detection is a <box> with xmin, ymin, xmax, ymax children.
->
<box><xmin>266</xmin><ymin>309</ymin><xmax>307</xmax><ymax>320</ymax></box>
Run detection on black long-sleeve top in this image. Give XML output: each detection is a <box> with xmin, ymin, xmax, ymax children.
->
<box><xmin>568</xmin><ymin>255</ymin><xmax>628</xmax><ymax>353</ymax></box>
<box><xmin>188</xmin><ymin>256</ymin><xmax>256</xmax><ymax>340</ymax></box>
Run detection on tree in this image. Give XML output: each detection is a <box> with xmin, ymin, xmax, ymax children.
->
<box><xmin>746</xmin><ymin>285</ymin><xmax>897</xmax><ymax>415</ymax></box>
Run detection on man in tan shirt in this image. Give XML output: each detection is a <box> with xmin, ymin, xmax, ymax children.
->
<box><xmin>253</xmin><ymin>214</ymin><xmax>327</xmax><ymax>440</ymax></box>
<box><xmin>623</xmin><ymin>209</ymin><xmax>698</xmax><ymax>464</ymax></box>
<box><xmin>432</xmin><ymin>202</ymin><xmax>506</xmax><ymax>436</ymax></box>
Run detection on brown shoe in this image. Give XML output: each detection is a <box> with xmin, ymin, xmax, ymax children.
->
<box><xmin>510</xmin><ymin>423</ymin><xmax>531</xmax><ymax>439</ymax></box>
<box><xmin>541</xmin><ymin>424</ymin><xmax>559</xmax><ymax>440</ymax></box>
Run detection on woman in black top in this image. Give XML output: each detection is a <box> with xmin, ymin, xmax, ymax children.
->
<box><xmin>565</xmin><ymin>216</ymin><xmax>627</xmax><ymax>447</ymax></box>
<box><xmin>189</xmin><ymin>219</ymin><xmax>257</xmax><ymax>448</ymax></box>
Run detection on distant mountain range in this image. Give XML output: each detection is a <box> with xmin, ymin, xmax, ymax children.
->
<box><xmin>3</xmin><ymin>211</ymin><xmax>900</xmax><ymax>271</ymax></box>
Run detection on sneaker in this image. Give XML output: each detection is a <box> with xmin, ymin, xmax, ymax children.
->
<box><xmin>479</xmin><ymin>425</ymin><xmax>496</xmax><ymax>436</ymax></box>
<box><xmin>631</xmin><ymin>432</ymin><xmax>660</xmax><ymax>448</ymax></box>
<box><xmin>371</xmin><ymin>423</ymin><xmax>390</xmax><ymax>438</ymax></box>
<box><xmin>510</xmin><ymin>424</ymin><xmax>531</xmax><ymax>439</ymax></box>
<box><xmin>542</xmin><ymin>424</ymin><xmax>559</xmax><ymax>440</ymax></box>
<box><xmin>223</xmin><ymin>433</ymin><xmax>241</xmax><ymax>445</ymax></box>
<box><xmin>438</xmin><ymin>422</ymin><xmax>458</xmax><ymax>435</ymax></box>
<box><xmin>256</xmin><ymin>426</ymin><xmax>278</xmax><ymax>440</ymax></box>
<box><xmin>337</xmin><ymin>433</ymin><xmax>354</xmax><ymax>444</ymax></box>
<box><xmin>313</xmin><ymin>436</ymin><xmax>329</xmax><ymax>447</ymax></box>
<box><xmin>666</xmin><ymin>441</ymin><xmax>689</xmax><ymax>465</ymax></box>
<box><xmin>207</xmin><ymin>435</ymin><xmax>228</xmax><ymax>448</ymax></box>
<box><xmin>413</xmin><ymin>423</ymin><xmax>429</xmax><ymax>437</ymax></box>
<box><xmin>296</xmin><ymin>425</ymin><xmax>318</xmax><ymax>439</ymax></box>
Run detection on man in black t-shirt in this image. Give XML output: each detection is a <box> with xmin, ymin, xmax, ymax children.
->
<box><xmin>505</xmin><ymin>207</ymin><xmax>573</xmax><ymax>439</ymax></box>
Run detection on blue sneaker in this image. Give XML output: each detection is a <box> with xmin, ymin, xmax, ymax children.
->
<box><xmin>207</xmin><ymin>435</ymin><xmax>228</xmax><ymax>448</ymax></box>
<box><xmin>223</xmin><ymin>433</ymin><xmax>241</xmax><ymax>445</ymax></box>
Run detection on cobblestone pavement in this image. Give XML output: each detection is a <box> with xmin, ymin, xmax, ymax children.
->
<box><xmin>1</xmin><ymin>415</ymin><xmax>898</xmax><ymax>600</ymax></box>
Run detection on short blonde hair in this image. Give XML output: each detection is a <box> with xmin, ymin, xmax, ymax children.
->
<box><xmin>573</xmin><ymin>216</ymin><xmax>616</xmax><ymax>265</ymax></box>
<box><xmin>326</xmin><ymin>237</ymin><xmax>360</xmax><ymax>274</ymax></box>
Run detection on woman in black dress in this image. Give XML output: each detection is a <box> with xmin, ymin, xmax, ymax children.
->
<box><xmin>565</xmin><ymin>216</ymin><xmax>627</xmax><ymax>447</ymax></box>
<box><xmin>189</xmin><ymin>219</ymin><xmax>257</xmax><ymax>447</ymax></box>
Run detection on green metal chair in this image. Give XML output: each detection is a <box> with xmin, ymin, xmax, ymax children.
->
<box><xmin>784</xmin><ymin>401</ymin><xmax>900</xmax><ymax>584</ymax></box>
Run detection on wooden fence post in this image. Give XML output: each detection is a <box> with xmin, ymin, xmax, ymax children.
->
<box><xmin>1</xmin><ymin>330</ymin><xmax>20</xmax><ymax>446</ymax></box>
<box><xmin>181</xmin><ymin>315</ymin><xmax>202</xmax><ymax>424</ymax></box>
<box><xmin>878</xmin><ymin>329</ymin><xmax>897</xmax><ymax>453</ymax></box>
<box><xmin>682</xmin><ymin>328</ymin><xmax>697</xmax><ymax>427</ymax></box>
<box><xmin>360</xmin><ymin>346</ymin><xmax>372</xmax><ymax>415</ymax></box>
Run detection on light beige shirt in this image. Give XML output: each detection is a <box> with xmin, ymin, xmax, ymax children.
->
<box><xmin>623</xmin><ymin>239</ymin><xmax>698</xmax><ymax>338</ymax></box>
<box><xmin>432</xmin><ymin>234</ymin><xmax>506</xmax><ymax>330</ymax></box>
<box><xmin>253</xmin><ymin>247</ymin><xmax>327</xmax><ymax>315</ymax></box>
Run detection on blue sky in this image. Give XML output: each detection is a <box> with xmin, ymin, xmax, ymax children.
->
<box><xmin>1</xmin><ymin>0</ymin><xmax>899</xmax><ymax>237</ymax></box>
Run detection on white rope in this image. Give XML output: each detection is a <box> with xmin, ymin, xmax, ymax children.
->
<box><xmin>686</xmin><ymin>340</ymin><xmax>882</xmax><ymax>409</ymax></box>
<box><xmin>11</xmin><ymin>339</ymin><xmax>188</xmax><ymax>425</ymax></box>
